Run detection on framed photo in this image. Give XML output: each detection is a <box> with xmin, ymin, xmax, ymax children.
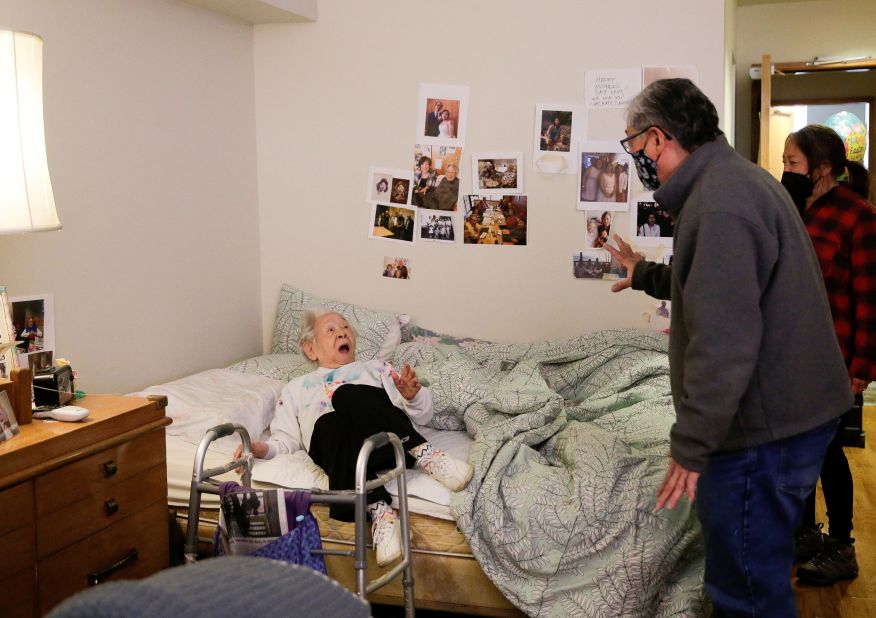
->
<box><xmin>0</xmin><ymin>391</ymin><xmax>20</xmax><ymax>443</ymax></box>
<box><xmin>532</xmin><ymin>104</ymin><xmax>587</xmax><ymax>175</ymax></box>
<box><xmin>366</xmin><ymin>166</ymin><xmax>413</xmax><ymax>205</ymax></box>
<box><xmin>630</xmin><ymin>192</ymin><xmax>674</xmax><ymax>247</ymax></box>
<box><xmin>471</xmin><ymin>152</ymin><xmax>523</xmax><ymax>196</ymax></box>
<box><xmin>0</xmin><ymin>286</ymin><xmax>17</xmax><ymax>379</ymax></box>
<box><xmin>370</xmin><ymin>204</ymin><xmax>416</xmax><ymax>244</ymax></box>
<box><xmin>577</xmin><ymin>142</ymin><xmax>632</xmax><ymax>211</ymax></box>
<box><xmin>11</xmin><ymin>293</ymin><xmax>54</xmax><ymax>370</ymax></box>
<box><xmin>416</xmin><ymin>83</ymin><xmax>469</xmax><ymax>147</ymax></box>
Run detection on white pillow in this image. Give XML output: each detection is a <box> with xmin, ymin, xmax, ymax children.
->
<box><xmin>271</xmin><ymin>284</ymin><xmax>409</xmax><ymax>362</ymax></box>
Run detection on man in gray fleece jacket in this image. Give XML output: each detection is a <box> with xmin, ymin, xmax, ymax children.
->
<box><xmin>608</xmin><ymin>79</ymin><xmax>851</xmax><ymax>617</ymax></box>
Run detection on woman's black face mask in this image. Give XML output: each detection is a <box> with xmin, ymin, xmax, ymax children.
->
<box><xmin>780</xmin><ymin>171</ymin><xmax>813</xmax><ymax>215</ymax></box>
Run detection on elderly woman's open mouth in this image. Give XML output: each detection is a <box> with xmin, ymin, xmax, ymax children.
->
<box><xmin>338</xmin><ymin>342</ymin><xmax>351</xmax><ymax>353</ymax></box>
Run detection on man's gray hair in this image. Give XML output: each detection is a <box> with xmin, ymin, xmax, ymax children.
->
<box><xmin>625</xmin><ymin>78</ymin><xmax>722</xmax><ymax>152</ymax></box>
<box><xmin>297</xmin><ymin>307</ymin><xmax>357</xmax><ymax>355</ymax></box>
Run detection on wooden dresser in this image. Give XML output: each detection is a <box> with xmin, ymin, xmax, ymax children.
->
<box><xmin>0</xmin><ymin>394</ymin><xmax>171</xmax><ymax>616</ymax></box>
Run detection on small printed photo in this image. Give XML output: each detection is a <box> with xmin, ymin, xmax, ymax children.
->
<box><xmin>0</xmin><ymin>391</ymin><xmax>20</xmax><ymax>443</ymax></box>
<box><xmin>533</xmin><ymin>104</ymin><xmax>587</xmax><ymax>175</ymax></box>
<box><xmin>382</xmin><ymin>256</ymin><xmax>411</xmax><ymax>280</ymax></box>
<box><xmin>417</xmin><ymin>83</ymin><xmax>469</xmax><ymax>146</ymax></box>
<box><xmin>390</xmin><ymin>178</ymin><xmax>411</xmax><ymax>205</ymax></box>
<box><xmin>418</xmin><ymin>210</ymin><xmax>455</xmax><ymax>243</ymax></box>
<box><xmin>371</xmin><ymin>204</ymin><xmax>416</xmax><ymax>243</ymax></box>
<box><xmin>539</xmin><ymin>110</ymin><xmax>572</xmax><ymax>152</ymax></box>
<box><xmin>12</xmin><ymin>294</ymin><xmax>53</xmax><ymax>355</ymax></box>
<box><xmin>631</xmin><ymin>193</ymin><xmax>674</xmax><ymax>247</ymax></box>
<box><xmin>655</xmin><ymin>300</ymin><xmax>671</xmax><ymax>319</ymax></box>
<box><xmin>27</xmin><ymin>349</ymin><xmax>53</xmax><ymax>373</ymax></box>
<box><xmin>577</xmin><ymin>143</ymin><xmax>632</xmax><ymax>211</ymax></box>
<box><xmin>572</xmin><ymin>250</ymin><xmax>628</xmax><ymax>280</ymax></box>
<box><xmin>411</xmin><ymin>145</ymin><xmax>461</xmax><ymax>211</ymax></box>
<box><xmin>366</xmin><ymin>167</ymin><xmax>413</xmax><ymax>205</ymax></box>
<box><xmin>471</xmin><ymin>152</ymin><xmax>523</xmax><ymax>195</ymax></box>
<box><xmin>584</xmin><ymin>210</ymin><xmax>614</xmax><ymax>249</ymax></box>
<box><xmin>424</xmin><ymin>98</ymin><xmax>460</xmax><ymax>140</ymax></box>
<box><xmin>462</xmin><ymin>195</ymin><xmax>528</xmax><ymax>246</ymax></box>
<box><xmin>371</xmin><ymin>174</ymin><xmax>391</xmax><ymax>203</ymax></box>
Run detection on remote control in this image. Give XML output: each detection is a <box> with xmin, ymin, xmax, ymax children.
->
<box><xmin>32</xmin><ymin>406</ymin><xmax>90</xmax><ymax>422</ymax></box>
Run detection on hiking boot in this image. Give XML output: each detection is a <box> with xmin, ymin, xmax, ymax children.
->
<box><xmin>371</xmin><ymin>509</ymin><xmax>402</xmax><ymax>567</ymax></box>
<box><xmin>796</xmin><ymin>537</ymin><xmax>859</xmax><ymax>585</ymax></box>
<box><xmin>416</xmin><ymin>449</ymin><xmax>473</xmax><ymax>492</ymax></box>
<box><xmin>795</xmin><ymin>523</ymin><xmax>827</xmax><ymax>563</ymax></box>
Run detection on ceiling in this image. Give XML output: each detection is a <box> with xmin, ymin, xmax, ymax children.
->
<box><xmin>183</xmin><ymin>0</ymin><xmax>318</xmax><ymax>24</ymax></box>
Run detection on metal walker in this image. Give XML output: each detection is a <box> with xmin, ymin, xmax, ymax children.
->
<box><xmin>183</xmin><ymin>422</ymin><xmax>416</xmax><ymax>617</ymax></box>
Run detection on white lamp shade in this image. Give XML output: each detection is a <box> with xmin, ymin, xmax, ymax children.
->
<box><xmin>0</xmin><ymin>30</ymin><xmax>60</xmax><ymax>234</ymax></box>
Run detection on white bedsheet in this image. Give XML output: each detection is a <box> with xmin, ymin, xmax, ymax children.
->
<box><xmin>144</xmin><ymin>367</ymin><xmax>472</xmax><ymax>521</ymax></box>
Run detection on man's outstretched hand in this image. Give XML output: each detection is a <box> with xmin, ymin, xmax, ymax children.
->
<box><xmin>603</xmin><ymin>234</ymin><xmax>644</xmax><ymax>293</ymax></box>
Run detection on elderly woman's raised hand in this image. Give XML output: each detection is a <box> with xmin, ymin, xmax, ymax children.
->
<box><xmin>391</xmin><ymin>363</ymin><xmax>421</xmax><ymax>400</ymax></box>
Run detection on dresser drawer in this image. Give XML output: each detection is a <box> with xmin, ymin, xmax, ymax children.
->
<box><xmin>0</xmin><ymin>480</ymin><xmax>34</xmax><ymax>536</ymax></box>
<box><xmin>0</xmin><ymin>567</ymin><xmax>36</xmax><ymax>618</ymax></box>
<box><xmin>38</xmin><ymin>499</ymin><xmax>169</xmax><ymax>614</ymax></box>
<box><xmin>0</xmin><ymin>521</ymin><xmax>35</xmax><ymax>580</ymax></box>
<box><xmin>35</xmin><ymin>429</ymin><xmax>165</xmax><ymax>516</ymax></box>
<box><xmin>37</xmin><ymin>463</ymin><xmax>167</xmax><ymax>559</ymax></box>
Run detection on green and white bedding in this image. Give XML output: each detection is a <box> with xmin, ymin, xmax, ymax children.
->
<box><xmin>394</xmin><ymin>328</ymin><xmax>706</xmax><ymax>617</ymax></box>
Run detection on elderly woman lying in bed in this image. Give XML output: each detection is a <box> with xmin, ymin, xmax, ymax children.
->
<box><xmin>236</xmin><ymin>307</ymin><xmax>473</xmax><ymax>567</ymax></box>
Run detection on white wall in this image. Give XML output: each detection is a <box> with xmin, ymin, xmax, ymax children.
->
<box><xmin>0</xmin><ymin>0</ymin><xmax>263</xmax><ymax>393</ymax></box>
<box><xmin>254</xmin><ymin>1</ymin><xmax>729</xmax><ymax>346</ymax></box>
<box><xmin>734</xmin><ymin>0</ymin><xmax>876</xmax><ymax>159</ymax></box>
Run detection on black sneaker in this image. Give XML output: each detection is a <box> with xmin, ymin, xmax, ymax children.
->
<box><xmin>794</xmin><ymin>523</ymin><xmax>826</xmax><ymax>563</ymax></box>
<box><xmin>796</xmin><ymin>537</ymin><xmax>859</xmax><ymax>585</ymax></box>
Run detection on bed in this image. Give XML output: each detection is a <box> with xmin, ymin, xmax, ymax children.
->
<box><xmin>135</xmin><ymin>284</ymin><xmax>706</xmax><ymax>617</ymax></box>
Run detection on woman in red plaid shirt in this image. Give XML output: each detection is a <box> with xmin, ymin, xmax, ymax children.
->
<box><xmin>782</xmin><ymin>124</ymin><xmax>876</xmax><ymax>586</ymax></box>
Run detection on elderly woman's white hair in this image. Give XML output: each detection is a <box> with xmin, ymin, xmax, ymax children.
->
<box><xmin>297</xmin><ymin>306</ymin><xmax>358</xmax><ymax>356</ymax></box>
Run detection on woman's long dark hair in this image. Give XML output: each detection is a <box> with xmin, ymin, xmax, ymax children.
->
<box><xmin>789</xmin><ymin>124</ymin><xmax>871</xmax><ymax>199</ymax></box>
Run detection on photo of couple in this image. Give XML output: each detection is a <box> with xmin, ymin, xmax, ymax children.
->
<box><xmin>424</xmin><ymin>98</ymin><xmax>459</xmax><ymax>140</ymax></box>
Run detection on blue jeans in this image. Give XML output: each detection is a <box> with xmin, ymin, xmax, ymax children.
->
<box><xmin>696</xmin><ymin>419</ymin><xmax>839</xmax><ymax>617</ymax></box>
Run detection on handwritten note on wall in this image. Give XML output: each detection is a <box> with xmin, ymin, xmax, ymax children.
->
<box><xmin>585</xmin><ymin>69</ymin><xmax>642</xmax><ymax>109</ymax></box>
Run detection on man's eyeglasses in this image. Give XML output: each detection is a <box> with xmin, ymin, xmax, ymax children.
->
<box><xmin>620</xmin><ymin>125</ymin><xmax>672</xmax><ymax>155</ymax></box>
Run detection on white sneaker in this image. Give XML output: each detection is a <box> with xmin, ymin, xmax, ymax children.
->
<box><xmin>417</xmin><ymin>450</ymin><xmax>473</xmax><ymax>492</ymax></box>
<box><xmin>372</xmin><ymin>510</ymin><xmax>402</xmax><ymax>567</ymax></box>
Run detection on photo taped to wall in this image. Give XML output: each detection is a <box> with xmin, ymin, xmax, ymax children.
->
<box><xmin>572</xmin><ymin>250</ymin><xmax>627</xmax><ymax>280</ymax></box>
<box><xmin>631</xmin><ymin>192</ymin><xmax>673</xmax><ymax>247</ymax></box>
<box><xmin>382</xmin><ymin>256</ymin><xmax>411</xmax><ymax>280</ymax></box>
<box><xmin>418</xmin><ymin>209</ymin><xmax>455</xmax><ymax>243</ymax></box>
<box><xmin>412</xmin><ymin>144</ymin><xmax>462</xmax><ymax>210</ymax></box>
<box><xmin>577</xmin><ymin>142</ymin><xmax>632</xmax><ymax>211</ymax></box>
<box><xmin>471</xmin><ymin>152</ymin><xmax>523</xmax><ymax>196</ymax></box>
<box><xmin>417</xmin><ymin>83</ymin><xmax>469</xmax><ymax>147</ymax></box>
<box><xmin>366</xmin><ymin>166</ymin><xmax>414</xmax><ymax>205</ymax></box>
<box><xmin>370</xmin><ymin>203</ymin><xmax>416</xmax><ymax>244</ymax></box>
<box><xmin>462</xmin><ymin>195</ymin><xmax>527</xmax><ymax>246</ymax></box>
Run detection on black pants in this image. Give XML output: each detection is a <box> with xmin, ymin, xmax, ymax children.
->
<box><xmin>801</xmin><ymin>393</ymin><xmax>860</xmax><ymax>541</ymax></box>
<box><xmin>307</xmin><ymin>384</ymin><xmax>427</xmax><ymax>521</ymax></box>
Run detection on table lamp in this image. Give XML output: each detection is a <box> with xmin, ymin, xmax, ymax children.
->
<box><xmin>0</xmin><ymin>30</ymin><xmax>60</xmax><ymax>234</ymax></box>
<box><xmin>1</xmin><ymin>30</ymin><xmax>59</xmax><ymax>424</ymax></box>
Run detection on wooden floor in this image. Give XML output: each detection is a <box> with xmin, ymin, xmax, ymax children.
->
<box><xmin>795</xmin><ymin>404</ymin><xmax>876</xmax><ymax>618</ymax></box>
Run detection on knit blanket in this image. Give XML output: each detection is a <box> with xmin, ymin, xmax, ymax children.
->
<box><xmin>392</xmin><ymin>328</ymin><xmax>705</xmax><ymax>617</ymax></box>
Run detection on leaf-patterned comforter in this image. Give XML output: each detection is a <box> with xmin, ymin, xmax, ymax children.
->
<box><xmin>393</xmin><ymin>328</ymin><xmax>706</xmax><ymax>617</ymax></box>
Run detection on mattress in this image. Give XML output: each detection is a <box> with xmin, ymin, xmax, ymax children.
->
<box><xmin>142</xmin><ymin>365</ymin><xmax>522</xmax><ymax>615</ymax></box>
